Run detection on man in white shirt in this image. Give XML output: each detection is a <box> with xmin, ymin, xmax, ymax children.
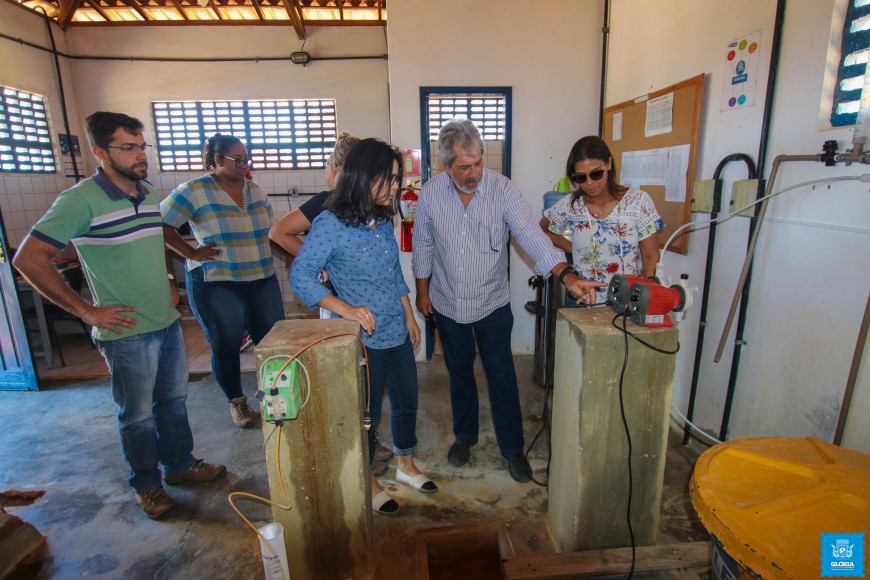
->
<box><xmin>412</xmin><ymin>119</ymin><xmax>602</xmax><ymax>482</ymax></box>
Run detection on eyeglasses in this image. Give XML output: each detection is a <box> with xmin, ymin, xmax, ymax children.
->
<box><xmin>107</xmin><ymin>143</ymin><xmax>152</xmax><ymax>153</ymax></box>
<box><xmin>569</xmin><ymin>167</ymin><xmax>607</xmax><ymax>184</ymax></box>
<box><xmin>223</xmin><ymin>155</ymin><xmax>250</xmax><ymax>168</ymax></box>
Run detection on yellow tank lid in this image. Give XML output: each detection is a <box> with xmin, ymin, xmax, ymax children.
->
<box><xmin>691</xmin><ymin>437</ymin><xmax>870</xmax><ymax>579</ymax></box>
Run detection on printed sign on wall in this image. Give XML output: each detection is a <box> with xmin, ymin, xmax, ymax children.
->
<box><xmin>722</xmin><ymin>30</ymin><xmax>762</xmax><ymax>111</ymax></box>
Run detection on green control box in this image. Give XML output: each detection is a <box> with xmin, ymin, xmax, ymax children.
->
<box><xmin>259</xmin><ymin>358</ymin><xmax>303</xmax><ymax>422</ymax></box>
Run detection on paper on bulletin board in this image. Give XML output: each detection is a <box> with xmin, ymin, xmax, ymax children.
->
<box><xmin>644</xmin><ymin>93</ymin><xmax>674</xmax><ymax>137</ymax></box>
<box><xmin>620</xmin><ymin>144</ymin><xmax>690</xmax><ymax>202</ymax></box>
<box><xmin>722</xmin><ymin>30</ymin><xmax>761</xmax><ymax>111</ymax></box>
<box><xmin>612</xmin><ymin>112</ymin><xmax>623</xmax><ymax>141</ymax></box>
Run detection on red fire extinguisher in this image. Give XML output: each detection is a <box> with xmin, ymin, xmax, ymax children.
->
<box><xmin>400</xmin><ymin>180</ymin><xmax>419</xmax><ymax>252</ymax></box>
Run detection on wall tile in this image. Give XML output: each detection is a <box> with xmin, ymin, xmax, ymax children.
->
<box><xmin>6</xmin><ymin>194</ymin><xmax>24</xmax><ymax>212</ymax></box>
<box><xmin>4</xmin><ymin>177</ymin><xmax>21</xmax><ymax>195</ymax></box>
<box><xmin>22</xmin><ymin>194</ymin><xmax>37</xmax><ymax>211</ymax></box>
<box><xmin>18</xmin><ymin>177</ymin><xmax>34</xmax><ymax>194</ymax></box>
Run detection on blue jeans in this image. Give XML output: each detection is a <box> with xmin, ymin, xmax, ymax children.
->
<box><xmin>186</xmin><ymin>268</ymin><xmax>285</xmax><ymax>401</ymax></box>
<box><xmin>95</xmin><ymin>320</ymin><xmax>196</xmax><ymax>493</ymax></box>
<box><xmin>366</xmin><ymin>336</ymin><xmax>418</xmax><ymax>466</ymax></box>
<box><xmin>434</xmin><ymin>304</ymin><xmax>524</xmax><ymax>457</ymax></box>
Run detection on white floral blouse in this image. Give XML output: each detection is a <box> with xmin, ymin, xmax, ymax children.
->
<box><xmin>544</xmin><ymin>188</ymin><xmax>665</xmax><ymax>285</ymax></box>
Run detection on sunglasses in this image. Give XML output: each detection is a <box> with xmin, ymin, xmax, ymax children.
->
<box><xmin>569</xmin><ymin>167</ymin><xmax>607</xmax><ymax>184</ymax></box>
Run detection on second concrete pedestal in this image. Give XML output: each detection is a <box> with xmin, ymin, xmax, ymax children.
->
<box><xmin>548</xmin><ymin>308</ymin><xmax>677</xmax><ymax>552</ymax></box>
<box><xmin>255</xmin><ymin>319</ymin><xmax>372</xmax><ymax>580</ymax></box>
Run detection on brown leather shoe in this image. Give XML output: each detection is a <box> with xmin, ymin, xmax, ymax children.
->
<box><xmin>374</xmin><ymin>440</ymin><xmax>394</xmax><ymax>462</ymax></box>
<box><xmin>135</xmin><ymin>486</ymin><xmax>177</xmax><ymax>519</ymax></box>
<box><xmin>229</xmin><ymin>396</ymin><xmax>256</xmax><ymax>428</ymax></box>
<box><xmin>164</xmin><ymin>459</ymin><xmax>226</xmax><ymax>485</ymax></box>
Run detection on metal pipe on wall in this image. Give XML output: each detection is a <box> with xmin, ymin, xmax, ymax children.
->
<box><xmin>34</xmin><ymin>9</ymin><xmax>80</xmax><ymax>183</ymax></box>
<box><xmin>714</xmin><ymin>0</ymin><xmax>787</xmax><ymax>440</ymax></box>
<box><xmin>681</xmin><ymin>153</ymin><xmax>755</xmax><ymax>445</ymax></box>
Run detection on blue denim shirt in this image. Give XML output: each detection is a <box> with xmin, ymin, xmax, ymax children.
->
<box><xmin>290</xmin><ymin>211</ymin><xmax>410</xmax><ymax>349</ymax></box>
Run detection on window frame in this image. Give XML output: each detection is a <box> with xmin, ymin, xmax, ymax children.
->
<box><xmin>0</xmin><ymin>86</ymin><xmax>57</xmax><ymax>175</ymax></box>
<box><xmin>831</xmin><ymin>0</ymin><xmax>870</xmax><ymax>127</ymax></box>
<box><xmin>151</xmin><ymin>98</ymin><xmax>338</xmax><ymax>172</ymax></box>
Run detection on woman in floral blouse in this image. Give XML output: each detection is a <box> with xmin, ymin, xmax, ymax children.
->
<box><xmin>540</xmin><ymin>136</ymin><xmax>665</xmax><ymax>298</ymax></box>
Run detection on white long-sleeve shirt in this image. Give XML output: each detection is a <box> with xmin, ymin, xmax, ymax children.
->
<box><xmin>412</xmin><ymin>168</ymin><xmax>564</xmax><ymax>324</ymax></box>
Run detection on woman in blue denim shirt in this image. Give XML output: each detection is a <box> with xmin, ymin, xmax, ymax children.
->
<box><xmin>290</xmin><ymin>138</ymin><xmax>438</xmax><ymax>515</ymax></box>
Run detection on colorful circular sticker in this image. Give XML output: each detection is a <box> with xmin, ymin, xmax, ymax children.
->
<box><xmin>727</xmin><ymin>50</ymin><xmax>736</xmax><ymax>61</ymax></box>
<box><xmin>738</xmin><ymin>39</ymin><xmax>748</xmax><ymax>50</ymax></box>
<box><xmin>736</xmin><ymin>60</ymin><xmax>746</xmax><ymax>74</ymax></box>
<box><xmin>729</xmin><ymin>97</ymin><xmax>737</xmax><ymax>107</ymax></box>
<box><xmin>737</xmin><ymin>95</ymin><xmax>746</xmax><ymax>105</ymax></box>
<box><xmin>748</xmin><ymin>42</ymin><xmax>758</xmax><ymax>53</ymax></box>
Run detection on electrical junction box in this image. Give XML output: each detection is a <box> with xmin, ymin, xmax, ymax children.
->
<box><xmin>730</xmin><ymin>179</ymin><xmax>760</xmax><ymax>217</ymax></box>
<box><xmin>691</xmin><ymin>179</ymin><xmax>716</xmax><ymax>213</ymax></box>
<box><xmin>259</xmin><ymin>358</ymin><xmax>303</xmax><ymax>422</ymax></box>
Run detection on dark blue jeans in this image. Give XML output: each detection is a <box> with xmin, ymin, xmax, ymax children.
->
<box><xmin>366</xmin><ymin>336</ymin><xmax>418</xmax><ymax>467</ymax></box>
<box><xmin>434</xmin><ymin>304</ymin><xmax>524</xmax><ymax>457</ymax></box>
<box><xmin>95</xmin><ymin>320</ymin><xmax>196</xmax><ymax>492</ymax></box>
<box><xmin>186</xmin><ymin>268</ymin><xmax>285</xmax><ymax>401</ymax></box>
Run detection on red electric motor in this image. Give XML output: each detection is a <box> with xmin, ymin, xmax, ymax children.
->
<box><xmin>628</xmin><ymin>282</ymin><xmax>687</xmax><ymax>328</ymax></box>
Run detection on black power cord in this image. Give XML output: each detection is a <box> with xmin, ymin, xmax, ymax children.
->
<box><xmin>612</xmin><ymin>312</ymin><xmax>680</xmax><ymax>579</ymax></box>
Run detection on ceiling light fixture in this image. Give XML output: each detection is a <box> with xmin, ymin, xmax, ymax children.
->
<box><xmin>290</xmin><ymin>51</ymin><xmax>311</xmax><ymax>65</ymax></box>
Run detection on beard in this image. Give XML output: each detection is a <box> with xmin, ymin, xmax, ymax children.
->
<box><xmin>452</xmin><ymin>175</ymin><xmax>481</xmax><ymax>195</ymax></box>
<box><xmin>109</xmin><ymin>157</ymin><xmax>147</xmax><ymax>182</ymax></box>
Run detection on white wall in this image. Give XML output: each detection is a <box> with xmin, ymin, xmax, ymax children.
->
<box><xmin>0</xmin><ymin>2</ymin><xmax>84</xmax><ymax>247</ymax></box>
<box><xmin>608</xmin><ymin>0</ymin><xmax>870</xmax><ymax>452</ymax></box>
<box><xmin>387</xmin><ymin>0</ymin><xmax>604</xmax><ymax>354</ymax></box>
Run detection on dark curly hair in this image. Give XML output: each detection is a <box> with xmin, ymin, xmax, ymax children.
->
<box><xmin>326</xmin><ymin>138</ymin><xmax>402</xmax><ymax>227</ymax></box>
<box><xmin>203</xmin><ymin>133</ymin><xmax>243</xmax><ymax>171</ymax></box>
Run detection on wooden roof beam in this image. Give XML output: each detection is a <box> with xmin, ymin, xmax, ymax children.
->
<box><xmin>281</xmin><ymin>0</ymin><xmax>305</xmax><ymax>39</ymax></box>
<box><xmin>167</xmin><ymin>0</ymin><xmax>188</xmax><ymax>20</ymax></box>
<box><xmin>249</xmin><ymin>0</ymin><xmax>264</xmax><ymax>20</ymax></box>
<box><xmin>57</xmin><ymin>0</ymin><xmax>84</xmax><ymax>28</ymax></box>
<box><xmin>82</xmin><ymin>0</ymin><xmax>112</xmax><ymax>22</ymax></box>
<box><xmin>126</xmin><ymin>0</ymin><xmax>151</xmax><ymax>21</ymax></box>
<box><xmin>208</xmin><ymin>0</ymin><xmax>223</xmax><ymax>20</ymax></box>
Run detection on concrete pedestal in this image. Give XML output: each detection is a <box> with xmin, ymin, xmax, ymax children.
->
<box><xmin>255</xmin><ymin>319</ymin><xmax>372</xmax><ymax>580</ymax></box>
<box><xmin>547</xmin><ymin>308</ymin><xmax>677</xmax><ymax>552</ymax></box>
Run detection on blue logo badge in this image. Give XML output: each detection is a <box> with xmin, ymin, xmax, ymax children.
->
<box><xmin>822</xmin><ymin>533</ymin><xmax>864</xmax><ymax>577</ymax></box>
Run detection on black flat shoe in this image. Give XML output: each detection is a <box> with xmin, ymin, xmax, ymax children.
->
<box><xmin>447</xmin><ymin>440</ymin><xmax>473</xmax><ymax>467</ymax></box>
<box><xmin>505</xmin><ymin>455</ymin><xmax>532</xmax><ymax>483</ymax></box>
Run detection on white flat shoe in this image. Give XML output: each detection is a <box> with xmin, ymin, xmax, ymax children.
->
<box><xmin>396</xmin><ymin>468</ymin><xmax>439</xmax><ymax>494</ymax></box>
<box><xmin>372</xmin><ymin>490</ymin><xmax>398</xmax><ymax>515</ymax></box>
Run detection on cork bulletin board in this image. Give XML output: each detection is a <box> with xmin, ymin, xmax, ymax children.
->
<box><xmin>602</xmin><ymin>74</ymin><xmax>705</xmax><ymax>255</ymax></box>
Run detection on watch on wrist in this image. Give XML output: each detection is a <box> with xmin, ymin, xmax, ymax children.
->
<box><xmin>558</xmin><ymin>266</ymin><xmax>576</xmax><ymax>285</ymax></box>
<box><xmin>167</xmin><ymin>273</ymin><xmax>176</xmax><ymax>282</ymax></box>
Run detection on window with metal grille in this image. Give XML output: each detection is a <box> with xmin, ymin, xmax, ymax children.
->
<box><xmin>831</xmin><ymin>0</ymin><xmax>870</xmax><ymax>126</ymax></box>
<box><xmin>152</xmin><ymin>99</ymin><xmax>337</xmax><ymax>171</ymax></box>
<box><xmin>427</xmin><ymin>96</ymin><xmax>506</xmax><ymax>141</ymax></box>
<box><xmin>0</xmin><ymin>86</ymin><xmax>56</xmax><ymax>174</ymax></box>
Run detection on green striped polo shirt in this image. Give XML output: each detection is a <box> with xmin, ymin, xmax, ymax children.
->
<box><xmin>29</xmin><ymin>170</ymin><xmax>179</xmax><ymax>341</ymax></box>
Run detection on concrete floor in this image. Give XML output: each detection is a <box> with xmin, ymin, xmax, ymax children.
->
<box><xmin>0</xmin><ymin>355</ymin><xmax>709</xmax><ymax>579</ymax></box>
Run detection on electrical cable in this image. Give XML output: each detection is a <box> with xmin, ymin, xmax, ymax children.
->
<box><xmin>669</xmin><ymin>403</ymin><xmax>722</xmax><ymax>446</ymax></box>
<box><xmin>524</xmin><ymin>383</ymin><xmax>552</xmax><ymax>487</ymax></box>
<box><xmin>660</xmin><ymin>175</ymin><xmax>865</xmax><ymax>265</ymax></box>
<box><xmin>610</xmin><ymin>314</ymin><xmax>680</xmax><ymax>355</ymax></box>
<box><xmin>617</xmin><ymin>313</ymin><xmax>636</xmax><ymax>579</ymax></box>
